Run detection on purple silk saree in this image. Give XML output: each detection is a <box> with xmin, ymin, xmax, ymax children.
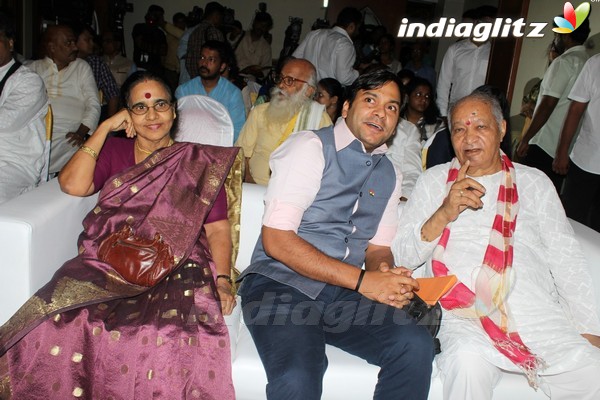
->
<box><xmin>0</xmin><ymin>143</ymin><xmax>238</xmax><ymax>399</ymax></box>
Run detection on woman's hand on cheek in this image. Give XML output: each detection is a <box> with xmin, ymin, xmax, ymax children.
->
<box><xmin>125</xmin><ymin>121</ymin><xmax>137</xmax><ymax>138</ymax></box>
<box><xmin>102</xmin><ymin>108</ymin><xmax>135</xmax><ymax>136</ymax></box>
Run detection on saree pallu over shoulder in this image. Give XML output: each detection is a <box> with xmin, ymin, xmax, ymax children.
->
<box><xmin>0</xmin><ymin>143</ymin><xmax>238</xmax><ymax>353</ymax></box>
<box><xmin>0</xmin><ymin>143</ymin><xmax>239</xmax><ymax>400</ymax></box>
<box><xmin>226</xmin><ymin>148</ymin><xmax>245</xmax><ymax>285</ymax></box>
<box><xmin>81</xmin><ymin>142</ymin><xmax>239</xmax><ymax>264</ymax></box>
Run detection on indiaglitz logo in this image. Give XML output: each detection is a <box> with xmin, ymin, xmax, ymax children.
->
<box><xmin>396</xmin><ymin>17</ymin><xmax>547</xmax><ymax>42</ymax></box>
<box><xmin>553</xmin><ymin>2</ymin><xmax>591</xmax><ymax>33</ymax></box>
<box><xmin>396</xmin><ymin>2</ymin><xmax>592</xmax><ymax>41</ymax></box>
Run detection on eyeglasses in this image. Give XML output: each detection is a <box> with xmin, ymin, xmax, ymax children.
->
<box><xmin>274</xmin><ymin>74</ymin><xmax>310</xmax><ymax>87</ymax></box>
<box><xmin>128</xmin><ymin>100</ymin><xmax>173</xmax><ymax>115</ymax></box>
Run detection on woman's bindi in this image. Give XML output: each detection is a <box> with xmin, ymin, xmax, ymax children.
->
<box><xmin>144</xmin><ymin>92</ymin><xmax>151</xmax><ymax>99</ymax></box>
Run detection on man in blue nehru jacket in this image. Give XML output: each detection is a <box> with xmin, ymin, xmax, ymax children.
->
<box><xmin>237</xmin><ymin>69</ymin><xmax>434</xmax><ymax>400</ymax></box>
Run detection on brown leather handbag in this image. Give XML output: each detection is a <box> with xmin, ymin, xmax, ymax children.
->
<box><xmin>98</xmin><ymin>224</ymin><xmax>175</xmax><ymax>287</ymax></box>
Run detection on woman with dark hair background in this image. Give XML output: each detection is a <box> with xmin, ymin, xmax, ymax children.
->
<box><xmin>316</xmin><ymin>77</ymin><xmax>344</xmax><ymax>122</ymax></box>
<box><xmin>376</xmin><ymin>33</ymin><xmax>402</xmax><ymax>74</ymax></box>
<box><xmin>401</xmin><ymin>76</ymin><xmax>445</xmax><ymax>143</ymax></box>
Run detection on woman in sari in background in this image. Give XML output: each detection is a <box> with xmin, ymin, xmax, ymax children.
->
<box><xmin>0</xmin><ymin>71</ymin><xmax>238</xmax><ymax>399</ymax></box>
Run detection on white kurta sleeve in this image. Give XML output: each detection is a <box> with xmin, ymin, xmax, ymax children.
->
<box><xmin>0</xmin><ymin>69</ymin><xmax>47</xmax><ymax>132</ymax></box>
<box><xmin>392</xmin><ymin>165</ymin><xmax>447</xmax><ymax>268</ymax></box>
<box><xmin>436</xmin><ymin>46</ymin><xmax>455</xmax><ymax>117</ymax></box>
<box><xmin>533</xmin><ymin>171</ymin><xmax>600</xmax><ymax>335</ymax></box>
<box><xmin>334</xmin><ymin>37</ymin><xmax>359</xmax><ymax>86</ymax></box>
<box><xmin>79</xmin><ymin>62</ymin><xmax>101</xmax><ymax>131</ymax></box>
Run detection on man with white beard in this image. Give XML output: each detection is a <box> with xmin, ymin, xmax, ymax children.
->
<box><xmin>236</xmin><ymin>58</ymin><xmax>331</xmax><ymax>185</ymax></box>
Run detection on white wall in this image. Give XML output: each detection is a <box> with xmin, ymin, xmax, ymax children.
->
<box><xmin>122</xmin><ymin>0</ymin><xmax>326</xmax><ymax>64</ymax></box>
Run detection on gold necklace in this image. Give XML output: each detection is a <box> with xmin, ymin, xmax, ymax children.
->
<box><xmin>135</xmin><ymin>138</ymin><xmax>174</xmax><ymax>155</ymax></box>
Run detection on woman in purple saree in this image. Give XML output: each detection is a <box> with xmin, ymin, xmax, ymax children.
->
<box><xmin>0</xmin><ymin>72</ymin><xmax>238</xmax><ymax>399</ymax></box>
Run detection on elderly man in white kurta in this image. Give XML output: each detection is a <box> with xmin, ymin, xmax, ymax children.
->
<box><xmin>0</xmin><ymin>13</ymin><xmax>48</xmax><ymax>204</ymax></box>
<box><xmin>393</xmin><ymin>92</ymin><xmax>600</xmax><ymax>400</ymax></box>
<box><xmin>29</xmin><ymin>25</ymin><xmax>100</xmax><ymax>175</ymax></box>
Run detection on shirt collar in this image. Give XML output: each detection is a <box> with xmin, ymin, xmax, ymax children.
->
<box><xmin>332</xmin><ymin>26</ymin><xmax>351</xmax><ymax>40</ymax></box>
<box><xmin>562</xmin><ymin>44</ymin><xmax>586</xmax><ymax>55</ymax></box>
<box><xmin>466</xmin><ymin>40</ymin><xmax>491</xmax><ymax>50</ymax></box>
<box><xmin>0</xmin><ymin>58</ymin><xmax>15</xmax><ymax>80</ymax></box>
<box><xmin>333</xmin><ymin>118</ymin><xmax>389</xmax><ymax>155</ymax></box>
<box><xmin>42</xmin><ymin>57</ymin><xmax>60</xmax><ymax>72</ymax></box>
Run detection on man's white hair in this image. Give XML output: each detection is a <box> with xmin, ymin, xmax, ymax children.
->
<box><xmin>448</xmin><ymin>92</ymin><xmax>504</xmax><ymax>133</ymax></box>
<box><xmin>266</xmin><ymin>84</ymin><xmax>312</xmax><ymax>125</ymax></box>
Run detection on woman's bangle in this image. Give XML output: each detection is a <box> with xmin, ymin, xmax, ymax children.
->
<box><xmin>354</xmin><ymin>269</ymin><xmax>366</xmax><ymax>292</ymax></box>
<box><xmin>216</xmin><ymin>274</ymin><xmax>233</xmax><ymax>285</ymax></box>
<box><xmin>79</xmin><ymin>145</ymin><xmax>98</xmax><ymax>160</ymax></box>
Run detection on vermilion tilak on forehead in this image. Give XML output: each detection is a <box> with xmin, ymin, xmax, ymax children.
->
<box><xmin>465</xmin><ymin>111</ymin><xmax>478</xmax><ymax>125</ymax></box>
<box><xmin>145</xmin><ymin>92</ymin><xmax>151</xmax><ymax>98</ymax></box>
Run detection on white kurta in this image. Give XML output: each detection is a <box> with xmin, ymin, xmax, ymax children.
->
<box><xmin>386</xmin><ymin>119</ymin><xmax>422</xmax><ymax>199</ymax></box>
<box><xmin>568</xmin><ymin>53</ymin><xmax>600</xmax><ymax>175</ymax></box>
<box><xmin>235</xmin><ymin>32</ymin><xmax>272</xmax><ymax>72</ymax></box>
<box><xmin>0</xmin><ymin>60</ymin><xmax>48</xmax><ymax>204</ymax></box>
<box><xmin>28</xmin><ymin>58</ymin><xmax>100</xmax><ymax>174</ymax></box>
<box><xmin>392</xmin><ymin>162</ymin><xmax>600</xmax><ymax>377</ymax></box>
<box><xmin>529</xmin><ymin>45</ymin><xmax>588</xmax><ymax>158</ymax></box>
<box><xmin>292</xmin><ymin>26</ymin><xmax>359</xmax><ymax>86</ymax></box>
<box><xmin>436</xmin><ymin>40</ymin><xmax>490</xmax><ymax>117</ymax></box>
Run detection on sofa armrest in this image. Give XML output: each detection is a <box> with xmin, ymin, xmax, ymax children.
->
<box><xmin>235</xmin><ymin>183</ymin><xmax>266</xmax><ymax>273</ymax></box>
<box><xmin>0</xmin><ymin>179</ymin><xmax>98</xmax><ymax>323</ymax></box>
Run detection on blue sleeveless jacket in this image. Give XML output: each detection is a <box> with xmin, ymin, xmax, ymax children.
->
<box><xmin>239</xmin><ymin>126</ymin><xmax>397</xmax><ymax>299</ymax></box>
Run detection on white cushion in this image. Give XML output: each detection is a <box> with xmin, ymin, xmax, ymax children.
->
<box><xmin>175</xmin><ymin>95</ymin><xmax>234</xmax><ymax>147</ymax></box>
<box><xmin>0</xmin><ymin>179</ymin><xmax>97</xmax><ymax>323</ymax></box>
<box><xmin>0</xmin><ymin>177</ymin><xmax>598</xmax><ymax>400</ymax></box>
<box><xmin>236</xmin><ymin>183</ymin><xmax>266</xmax><ymax>273</ymax></box>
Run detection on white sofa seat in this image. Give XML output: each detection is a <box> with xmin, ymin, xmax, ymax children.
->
<box><xmin>229</xmin><ymin>183</ymin><xmax>597</xmax><ymax>400</ymax></box>
<box><xmin>0</xmin><ymin>179</ymin><xmax>98</xmax><ymax>323</ymax></box>
<box><xmin>0</xmin><ymin>181</ymin><xmax>599</xmax><ymax>399</ymax></box>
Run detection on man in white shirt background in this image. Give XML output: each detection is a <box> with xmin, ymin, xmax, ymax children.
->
<box><xmin>28</xmin><ymin>25</ymin><xmax>100</xmax><ymax>175</ymax></box>
<box><xmin>292</xmin><ymin>7</ymin><xmax>362</xmax><ymax>86</ymax></box>
<box><xmin>516</xmin><ymin>16</ymin><xmax>590</xmax><ymax>192</ymax></box>
<box><xmin>553</xmin><ymin>53</ymin><xmax>600</xmax><ymax>233</ymax></box>
<box><xmin>235</xmin><ymin>11</ymin><xmax>273</xmax><ymax>81</ymax></box>
<box><xmin>436</xmin><ymin>6</ymin><xmax>497</xmax><ymax>117</ymax></box>
<box><xmin>0</xmin><ymin>11</ymin><xmax>48</xmax><ymax>203</ymax></box>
